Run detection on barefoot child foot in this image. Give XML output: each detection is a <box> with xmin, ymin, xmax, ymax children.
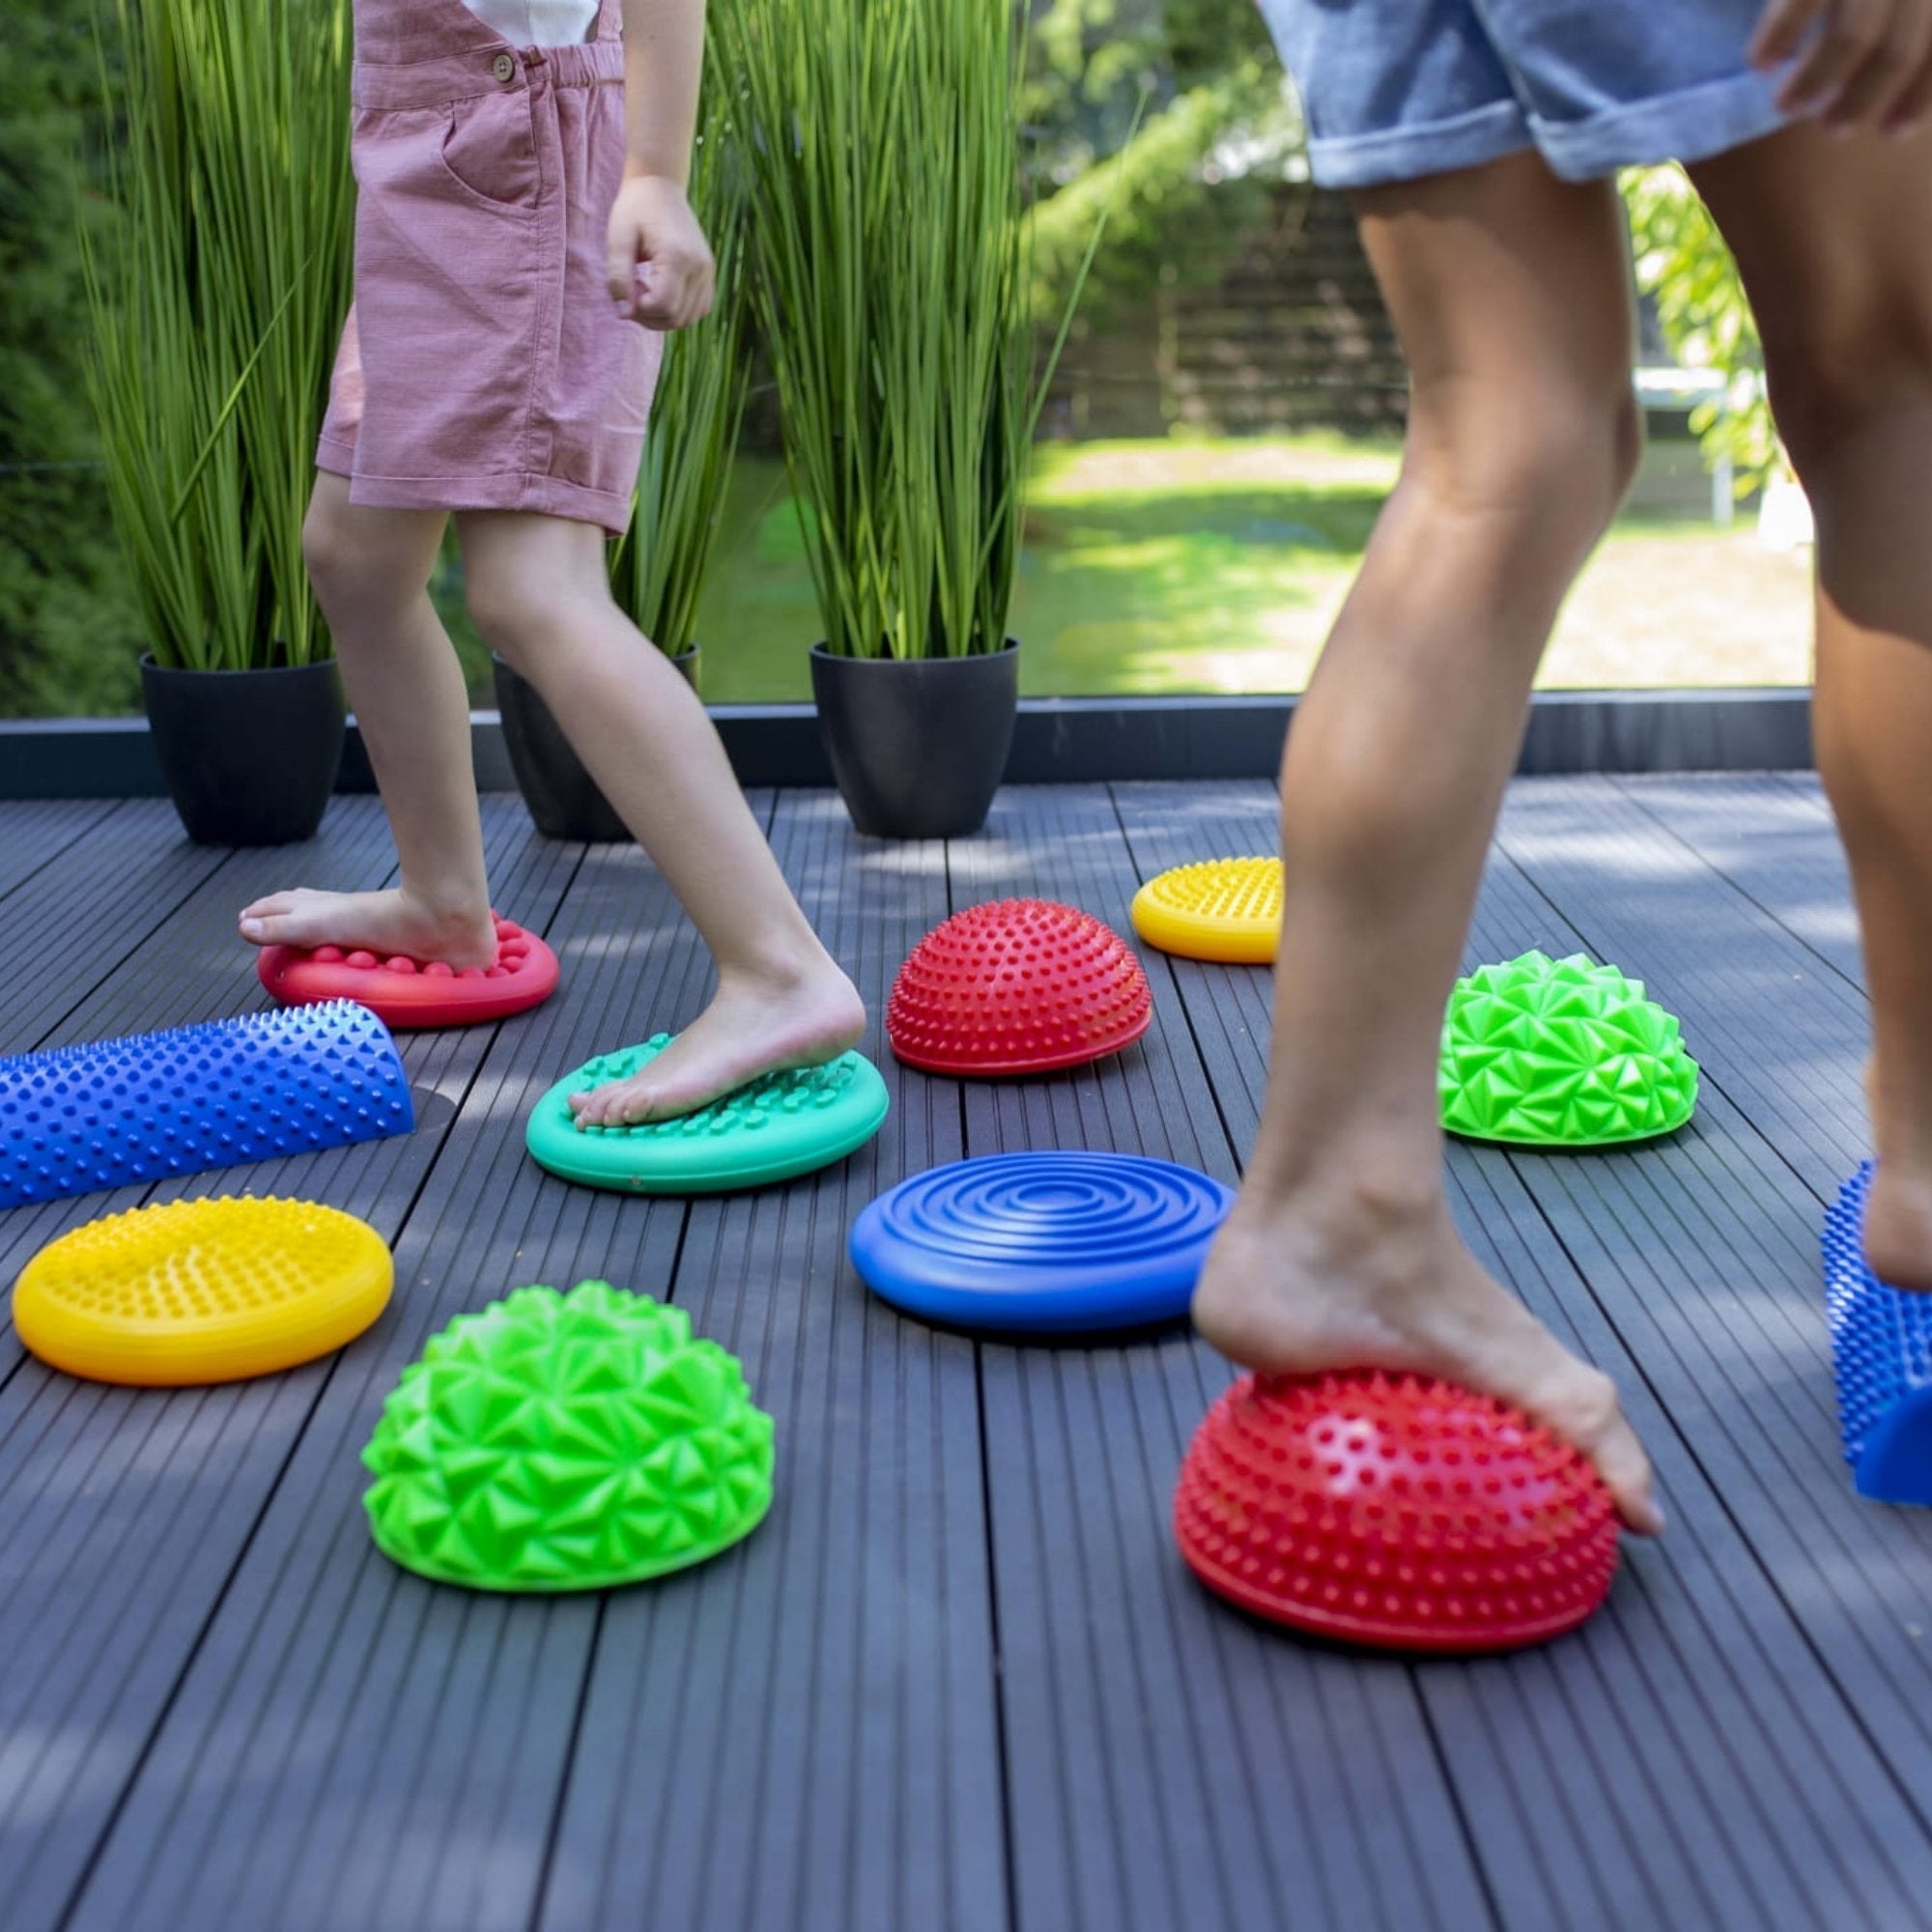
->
<box><xmin>239</xmin><ymin>888</ymin><xmax>499</xmax><ymax>972</ymax></box>
<box><xmin>568</xmin><ymin>956</ymin><xmax>866</xmax><ymax>1125</ymax></box>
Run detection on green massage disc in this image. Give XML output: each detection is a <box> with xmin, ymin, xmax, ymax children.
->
<box><xmin>362</xmin><ymin>1281</ymin><xmax>774</xmax><ymax>1592</ymax></box>
<box><xmin>1439</xmin><ymin>950</ymin><xmax>1699</xmax><ymax>1148</ymax></box>
<box><xmin>526</xmin><ymin>1036</ymin><xmax>891</xmax><ymax>1193</ymax></box>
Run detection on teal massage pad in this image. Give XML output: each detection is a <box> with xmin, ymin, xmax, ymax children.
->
<box><xmin>526</xmin><ymin>1035</ymin><xmax>890</xmax><ymax>1194</ymax></box>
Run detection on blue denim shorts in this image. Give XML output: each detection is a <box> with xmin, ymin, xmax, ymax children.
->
<box><xmin>1257</xmin><ymin>0</ymin><xmax>1789</xmax><ymax>188</ymax></box>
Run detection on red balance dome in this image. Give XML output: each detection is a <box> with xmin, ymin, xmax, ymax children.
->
<box><xmin>1174</xmin><ymin>1371</ymin><xmax>1619</xmax><ymax>1653</ymax></box>
<box><xmin>887</xmin><ymin>898</ymin><xmax>1152</xmax><ymax>1077</ymax></box>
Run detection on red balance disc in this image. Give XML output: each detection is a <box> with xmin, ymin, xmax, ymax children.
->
<box><xmin>1174</xmin><ymin>1371</ymin><xmax>1619</xmax><ymax>1654</ymax></box>
<box><xmin>887</xmin><ymin>897</ymin><xmax>1152</xmax><ymax>1077</ymax></box>
<box><xmin>257</xmin><ymin>915</ymin><xmax>558</xmax><ymax>1030</ymax></box>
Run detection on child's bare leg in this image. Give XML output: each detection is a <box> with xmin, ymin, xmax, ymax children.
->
<box><xmin>458</xmin><ymin>509</ymin><xmax>863</xmax><ymax>1121</ymax></box>
<box><xmin>239</xmin><ymin>473</ymin><xmax>497</xmax><ymax>967</ymax></box>
<box><xmin>1692</xmin><ymin>123</ymin><xmax>1932</xmax><ymax>1289</ymax></box>
<box><xmin>1191</xmin><ymin>154</ymin><xmax>1663</xmax><ymax>1532</ymax></box>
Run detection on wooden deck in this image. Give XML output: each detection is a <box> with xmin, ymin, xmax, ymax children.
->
<box><xmin>2</xmin><ymin>776</ymin><xmax>1929</xmax><ymax>1932</ymax></box>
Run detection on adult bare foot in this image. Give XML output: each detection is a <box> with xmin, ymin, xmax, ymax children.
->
<box><xmin>1861</xmin><ymin>1057</ymin><xmax>1932</xmax><ymax>1291</ymax></box>
<box><xmin>1865</xmin><ymin>1162</ymin><xmax>1932</xmax><ymax>1292</ymax></box>
<box><xmin>1193</xmin><ymin>1173</ymin><xmax>1664</xmax><ymax>1534</ymax></box>
<box><xmin>569</xmin><ymin>956</ymin><xmax>866</xmax><ymax>1126</ymax></box>
<box><xmin>238</xmin><ymin>887</ymin><xmax>499</xmax><ymax>971</ymax></box>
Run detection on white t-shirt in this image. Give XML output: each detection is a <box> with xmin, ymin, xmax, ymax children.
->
<box><xmin>464</xmin><ymin>1</ymin><xmax>599</xmax><ymax>45</ymax></box>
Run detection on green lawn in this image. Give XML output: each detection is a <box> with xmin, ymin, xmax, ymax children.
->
<box><xmin>444</xmin><ymin>432</ymin><xmax>1816</xmax><ymax>705</ymax></box>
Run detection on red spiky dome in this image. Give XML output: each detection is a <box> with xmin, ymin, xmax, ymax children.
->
<box><xmin>1174</xmin><ymin>1370</ymin><xmax>1619</xmax><ymax>1653</ymax></box>
<box><xmin>886</xmin><ymin>898</ymin><xmax>1151</xmax><ymax>1077</ymax></box>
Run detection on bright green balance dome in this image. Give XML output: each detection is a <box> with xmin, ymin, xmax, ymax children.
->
<box><xmin>363</xmin><ymin>1282</ymin><xmax>773</xmax><ymax>1591</ymax></box>
<box><xmin>1439</xmin><ymin>951</ymin><xmax>1699</xmax><ymax>1148</ymax></box>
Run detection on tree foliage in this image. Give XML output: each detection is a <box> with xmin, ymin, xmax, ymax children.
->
<box><xmin>1023</xmin><ymin>0</ymin><xmax>1299</xmax><ymax>317</ymax></box>
<box><xmin>0</xmin><ymin>3</ymin><xmax>145</xmax><ymax>716</ymax></box>
<box><xmin>1622</xmin><ymin>164</ymin><xmax>1781</xmax><ymax>492</ymax></box>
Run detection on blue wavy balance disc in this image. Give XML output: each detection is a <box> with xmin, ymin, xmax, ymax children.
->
<box><xmin>1825</xmin><ymin>1161</ymin><xmax>1932</xmax><ymax>1506</ymax></box>
<box><xmin>0</xmin><ymin>1001</ymin><xmax>415</xmax><ymax>1210</ymax></box>
<box><xmin>851</xmin><ymin>1151</ymin><xmax>1236</xmax><ymax>1336</ymax></box>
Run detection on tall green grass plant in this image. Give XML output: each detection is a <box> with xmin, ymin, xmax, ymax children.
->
<box><xmin>712</xmin><ymin>0</ymin><xmax>1105</xmax><ymax>661</ymax></box>
<box><xmin>609</xmin><ymin>76</ymin><xmax>753</xmax><ymax>659</ymax></box>
<box><xmin>79</xmin><ymin>0</ymin><xmax>353</xmax><ymax>671</ymax></box>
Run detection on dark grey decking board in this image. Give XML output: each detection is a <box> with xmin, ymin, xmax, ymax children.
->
<box><xmin>2</xmin><ymin>780</ymin><xmax>1932</xmax><ymax>1931</ymax></box>
<box><xmin>538</xmin><ymin>792</ymin><xmax>1006</xmax><ymax>1932</ymax></box>
<box><xmin>0</xmin><ymin>798</ymin><xmax>117</xmax><ymax>904</ymax></box>
<box><xmin>1614</xmin><ymin>774</ymin><xmax>1861</xmax><ymax>990</ymax></box>
<box><xmin>1489</xmin><ymin>784</ymin><xmax>1932</xmax><ymax>1834</ymax></box>
<box><xmin>1110</xmin><ymin>780</ymin><xmax>1932</xmax><ymax>1931</ymax></box>
<box><xmin>0</xmin><ymin>799</ymin><xmax>587</xmax><ymax>1928</ymax></box>
<box><xmin>49</xmin><ymin>813</ymin><xmax>763</xmax><ymax>1932</ymax></box>
<box><xmin>1463</xmin><ymin>821</ymin><xmax>1932</xmax><ymax>1928</ymax></box>
<box><xmin>955</xmin><ymin>786</ymin><xmax>1494</xmax><ymax>1932</ymax></box>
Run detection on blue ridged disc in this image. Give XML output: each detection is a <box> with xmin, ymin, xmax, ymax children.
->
<box><xmin>1825</xmin><ymin>1160</ymin><xmax>1932</xmax><ymax>1506</ymax></box>
<box><xmin>851</xmin><ymin>1152</ymin><xmax>1235</xmax><ymax>1335</ymax></box>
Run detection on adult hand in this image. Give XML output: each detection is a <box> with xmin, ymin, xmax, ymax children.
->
<box><xmin>1751</xmin><ymin>0</ymin><xmax>1932</xmax><ymax>131</ymax></box>
<box><xmin>606</xmin><ymin>174</ymin><xmax>716</xmax><ymax>330</ymax></box>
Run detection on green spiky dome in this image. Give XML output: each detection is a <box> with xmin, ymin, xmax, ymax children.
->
<box><xmin>1439</xmin><ymin>951</ymin><xmax>1698</xmax><ymax>1147</ymax></box>
<box><xmin>363</xmin><ymin>1282</ymin><xmax>773</xmax><ymax>1592</ymax></box>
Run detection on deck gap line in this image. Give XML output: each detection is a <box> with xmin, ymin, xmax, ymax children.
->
<box><xmin>46</xmin><ymin>1339</ymin><xmax>357</xmax><ymax>1932</ymax></box>
<box><xmin>1103</xmin><ymin>786</ymin><xmax>1249</xmax><ymax>1182</ymax></box>
<box><xmin>1506</xmin><ymin>1150</ymin><xmax>1932</xmax><ymax>1859</ymax></box>
<box><xmin>40</xmin><ymin>887</ymin><xmax>571</xmax><ymax>1926</ymax></box>
<box><xmin>0</xmin><ymin>800</ymin><xmax>122</xmax><ymax>913</ymax></box>
<box><xmin>1485</xmin><ymin>840</ymin><xmax>1846</xmax><ymax>1214</ymax></box>
<box><xmin>25</xmin><ymin>840</ymin><xmax>242</xmax><ymax>1058</ymax></box>
<box><xmin>1607</xmin><ymin>777</ymin><xmax>1868</xmax><ymax>1002</ymax></box>
<box><xmin>1409</xmin><ymin>1689</ymin><xmax>1508</xmax><ymax>1932</ymax></box>
<box><xmin>526</xmin><ymin>1598</ymin><xmax>611</xmax><ymax>1932</ymax></box>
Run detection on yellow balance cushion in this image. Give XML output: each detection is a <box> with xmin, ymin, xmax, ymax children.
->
<box><xmin>1130</xmin><ymin>857</ymin><xmax>1283</xmax><ymax>964</ymax></box>
<box><xmin>13</xmin><ymin>1197</ymin><xmax>392</xmax><ymax>1385</ymax></box>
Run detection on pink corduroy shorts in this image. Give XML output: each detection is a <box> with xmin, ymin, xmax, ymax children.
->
<box><xmin>317</xmin><ymin>23</ymin><xmax>662</xmax><ymax>536</ymax></box>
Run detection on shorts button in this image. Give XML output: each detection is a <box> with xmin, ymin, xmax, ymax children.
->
<box><xmin>492</xmin><ymin>52</ymin><xmax>517</xmax><ymax>82</ymax></box>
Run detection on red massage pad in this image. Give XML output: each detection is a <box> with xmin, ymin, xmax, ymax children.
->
<box><xmin>258</xmin><ymin>915</ymin><xmax>558</xmax><ymax>1029</ymax></box>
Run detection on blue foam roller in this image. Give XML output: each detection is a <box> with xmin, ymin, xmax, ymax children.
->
<box><xmin>1825</xmin><ymin>1162</ymin><xmax>1932</xmax><ymax>1506</ymax></box>
<box><xmin>850</xmin><ymin>1151</ymin><xmax>1235</xmax><ymax>1336</ymax></box>
<box><xmin>0</xmin><ymin>1001</ymin><xmax>414</xmax><ymax>1210</ymax></box>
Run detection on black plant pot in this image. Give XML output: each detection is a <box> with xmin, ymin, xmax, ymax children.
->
<box><xmin>140</xmin><ymin>654</ymin><xmax>346</xmax><ymax>846</ymax></box>
<box><xmin>494</xmin><ymin>646</ymin><xmax>699</xmax><ymax>841</ymax></box>
<box><xmin>810</xmin><ymin>641</ymin><xmax>1019</xmax><ymax>839</ymax></box>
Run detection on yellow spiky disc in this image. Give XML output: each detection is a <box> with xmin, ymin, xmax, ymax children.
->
<box><xmin>1130</xmin><ymin>858</ymin><xmax>1283</xmax><ymax>964</ymax></box>
<box><xmin>13</xmin><ymin>1196</ymin><xmax>392</xmax><ymax>1385</ymax></box>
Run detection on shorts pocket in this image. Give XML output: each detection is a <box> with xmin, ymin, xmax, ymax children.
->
<box><xmin>437</xmin><ymin>90</ymin><xmax>540</xmax><ymax>217</ymax></box>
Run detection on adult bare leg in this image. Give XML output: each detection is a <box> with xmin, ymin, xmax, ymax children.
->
<box><xmin>1192</xmin><ymin>154</ymin><xmax>1662</xmax><ymax>1531</ymax></box>
<box><xmin>1693</xmin><ymin>121</ymin><xmax>1932</xmax><ymax>1289</ymax></box>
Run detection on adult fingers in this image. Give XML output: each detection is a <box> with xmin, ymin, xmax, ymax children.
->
<box><xmin>1778</xmin><ymin>0</ymin><xmax>1891</xmax><ymax>114</ymax></box>
<box><xmin>1752</xmin><ymin>0</ymin><xmax>1832</xmax><ymax>68</ymax></box>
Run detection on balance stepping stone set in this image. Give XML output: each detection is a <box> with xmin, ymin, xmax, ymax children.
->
<box><xmin>7</xmin><ymin>865</ymin><xmax>1898</xmax><ymax>1651</ymax></box>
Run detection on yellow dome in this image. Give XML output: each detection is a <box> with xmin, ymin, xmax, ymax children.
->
<box><xmin>13</xmin><ymin>1196</ymin><xmax>392</xmax><ymax>1384</ymax></box>
<box><xmin>1130</xmin><ymin>857</ymin><xmax>1282</xmax><ymax>964</ymax></box>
